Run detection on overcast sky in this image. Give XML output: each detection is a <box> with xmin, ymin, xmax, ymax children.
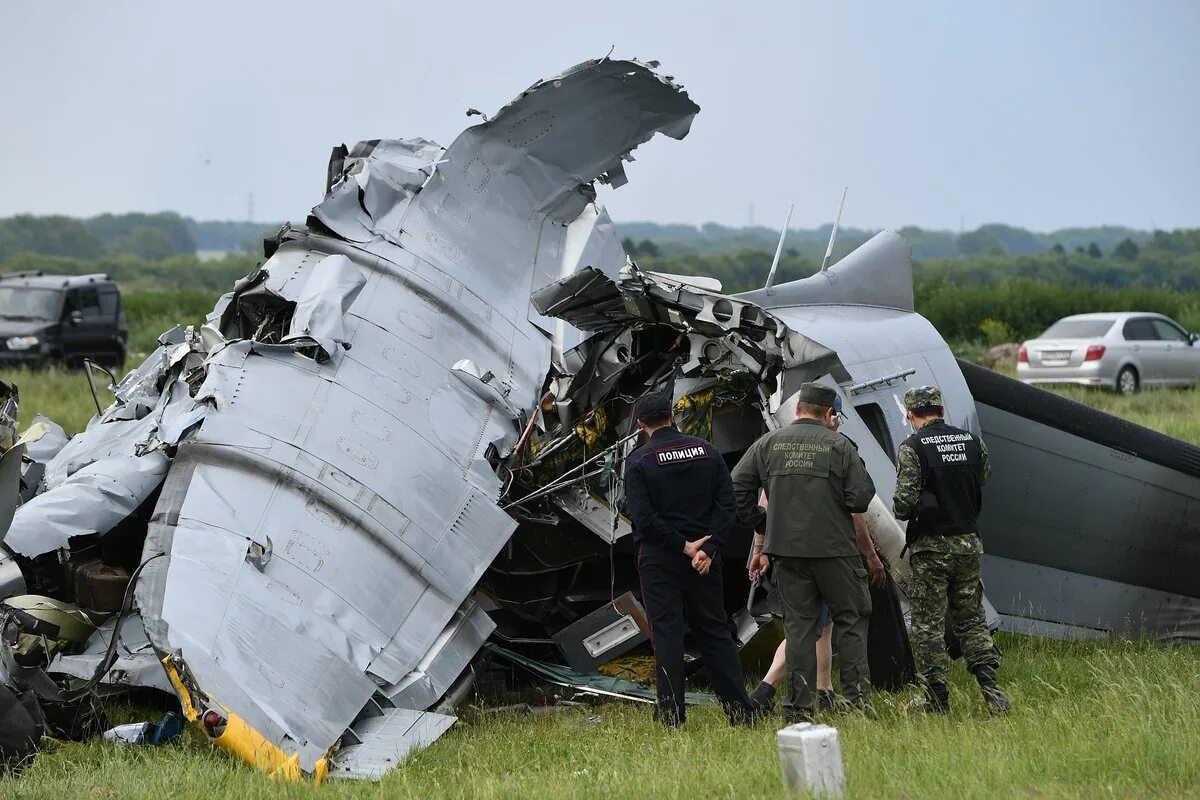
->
<box><xmin>2</xmin><ymin>1</ymin><xmax>1197</xmax><ymax>232</ymax></box>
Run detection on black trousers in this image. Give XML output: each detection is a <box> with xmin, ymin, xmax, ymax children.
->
<box><xmin>637</xmin><ymin>543</ymin><xmax>753</xmax><ymax>724</ymax></box>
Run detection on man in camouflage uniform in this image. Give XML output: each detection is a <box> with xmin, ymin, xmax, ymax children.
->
<box><xmin>893</xmin><ymin>385</ymin><xmax>1011</xmax><ymax>714</ymax></box>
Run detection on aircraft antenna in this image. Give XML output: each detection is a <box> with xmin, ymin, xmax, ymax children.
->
<box><xmin>763</xmin><ymin>202</ymin><xmax>794</xmax><ymax>294</ymax></box>
<box><xmin>821</xmin><ymin>186</ymin><xmax>848</xmax><ymax>272</ymax></box>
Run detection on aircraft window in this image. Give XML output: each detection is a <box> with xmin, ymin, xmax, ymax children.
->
<box><xmin>855</xmin><ymin>402</ymin><xmax>895</xmax><ymax>464</ymax></box>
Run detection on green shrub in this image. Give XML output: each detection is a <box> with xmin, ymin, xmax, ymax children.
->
<box><xmin>978</xmin><ymin>318</ymin><xmax>1015</xmax><ymax>347</ymax></box>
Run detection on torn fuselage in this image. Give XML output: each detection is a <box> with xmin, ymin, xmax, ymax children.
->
<box><xmin>1</xmin><ymin>56</ymin><xmax>706</xmax><ymax>782</ymax></box>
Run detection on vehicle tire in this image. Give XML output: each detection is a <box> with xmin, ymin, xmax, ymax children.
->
<box><xmin>1115</xmin><ymin>366</ymin><xmax>1139</xmax><ymax>396</ymax></box>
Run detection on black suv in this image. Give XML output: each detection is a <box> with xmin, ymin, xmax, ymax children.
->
<box><xmin>0</xmin><ymin>272</ymin><xmax>128</xmax><ymax>369</ymax></box>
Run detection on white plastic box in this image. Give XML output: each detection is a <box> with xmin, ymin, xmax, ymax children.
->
<box><xmin>776</xmin><ymin>722</ymin><xmax>846</xmax><ymax>797</ymax></box>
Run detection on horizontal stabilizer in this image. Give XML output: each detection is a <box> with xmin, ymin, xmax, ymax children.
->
<box><xmin>740</xmin><ymin>231</ymin><xmax>914</xmax><ymax>311</ymax></box>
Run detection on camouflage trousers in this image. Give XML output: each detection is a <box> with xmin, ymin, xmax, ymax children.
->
<box><xmin>907</xmin><ymin>551</ymin><xmax>999</xmax><ymax>687</ymax></box>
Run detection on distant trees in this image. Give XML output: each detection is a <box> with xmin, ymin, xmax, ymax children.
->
<box><xmin>0</xmin><ymin>212</ymin><xmax>196</xmax><ymax>262</ymax></box>
<box><xmin>956</xmin><ymin>228</ymin><xmax>1006</xmax><ymax>256</ymax></box>
<box><xmin>1087</xmin><ymin>242</ymin><xmax>1103</xmax><ymax>258</ymax></box>
<box><xmin>0</xmin><ymin>215</ymin><xmax>106</xmax><ymax>263</ymax></box>
<box><xmin>1112</xmin><ymin>238</ymin><xmax>1140</xmax><ymax>260</ymax></box>
<box><xmin>88</xmin><ymin>212</ymin><xmax>195</xmax><ymax>255</ymax></box>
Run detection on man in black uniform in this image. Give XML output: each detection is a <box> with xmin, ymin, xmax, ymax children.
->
<box><xmin>624</xmin><ymin>392</ymin><xmax>756</xmax><ymax>727</ymax></box>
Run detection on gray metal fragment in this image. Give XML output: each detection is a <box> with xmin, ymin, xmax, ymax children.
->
<box><xmin>24</xmin><ymin>415</ymin><xmax>68</xmax><ymax>466</ymax></box>
<box><xmin>5</xmin><ymin>449</ymin><xmax>168</xmax><ymax>558</ymax></box>
<box><xmin>50</xmin><ymin>613</ymin><xmax>174</xmax><ymax>695</ymax></box>
<box><xmin>329</xmin><ymin>708</ymin><xmax>456</xmax><ymax>781</ymax></box>
<box><xmin>378</xmin><ymin>598</ymin><xmax>494</xmax><ymax>709</ymax></box>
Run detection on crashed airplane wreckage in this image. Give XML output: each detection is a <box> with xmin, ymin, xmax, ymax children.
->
<box><xmin>3</xmin><ymin>56</ymin><xmax>1200</xmax><ymax>781</ymax></box>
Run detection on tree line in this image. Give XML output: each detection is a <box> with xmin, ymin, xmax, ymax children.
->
<box><xmin>2</xmin><ymin>215</ymin><xmax>1197</xmax><ymax>347</ymax></box>
<box><xmin>619</xmin><ymin>221</ymin><xmax>1153</xmax><ymax>261</ymax></box>
<box><xmin>0</xmin><ymin>213</ymin><xmax>282</xmax><ymax>263</ymax></box>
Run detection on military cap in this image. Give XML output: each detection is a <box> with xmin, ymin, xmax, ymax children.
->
<box><xmin>797</xmin><ymin>382</ymin><xmax>836</xmax><ymax>408</ymax></box>
<box><xmin>633</xmin><ymin>391</ymin><xmax>673</xmax><ymax>422</ymax></box>
<box><xmin>903</xmin><ymin>385</ymin><xmax>944</xmax><ymax>410</ymax></box>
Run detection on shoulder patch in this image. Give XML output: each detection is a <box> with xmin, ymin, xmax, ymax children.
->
<box><xmin>646</xmin><ymin>443</ymin><xmax>709</xmax><ymax>465</ymax></box>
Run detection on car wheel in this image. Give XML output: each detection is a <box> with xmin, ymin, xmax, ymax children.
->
<box><xmin>1116</xmin><ymin>366</ymin><xmax>1139</xmax><ymax>395</ymax></box>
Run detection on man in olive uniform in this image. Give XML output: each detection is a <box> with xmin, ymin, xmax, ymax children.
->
<box><xmin>893</xmin><ymin>385</ymin><xmax>1011</xmax><ymax>714</ymax></box>
<box><xmin>732</xmin><ymin>383</ymin><xmax>880</xmax><ymax>720</ymax></box>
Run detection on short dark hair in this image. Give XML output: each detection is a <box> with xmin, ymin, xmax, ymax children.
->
<box><xmin>910</xmin><ymin>404</ymin><xmax>944</xmax><ymax>418</ymax></box>
<box><xmin>795</xmin><ymin>401</ymin><xmax>831</xmax><ymax>417</ymax></box>
<box><xmin>639</xmin><ymin>409</ymin><xmax>671</xmax><ymax>425</ymax></box>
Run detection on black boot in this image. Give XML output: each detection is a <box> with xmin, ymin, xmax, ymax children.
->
<box><xmin>922</xmin><ymin>682</ymin><xmax>951</xmax><ymax>714</ymax></box>
<box><xmin>653</xmin><ymin>703</ymin><xmax>684</xmax><ymax>728</ymax></box>
<box><xmin>971</xmin><ymin>666</ymin><xmax>1011</xmax><ymax>714</ymax></box>
<box><xmin>749</xmin><ymin>681</ymin><xmax>777</xmax><ymax>713</ymax></box>
<box><xmin>816</xmin><ymin>689</ymin><xmax>837</xmax><ymax>711</ymax></box>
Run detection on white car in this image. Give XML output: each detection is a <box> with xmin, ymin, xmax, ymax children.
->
<box><xmin>1017</xmin><ymin>312</ymin><xmax>1200</xmax><ymax>394</ymax></box>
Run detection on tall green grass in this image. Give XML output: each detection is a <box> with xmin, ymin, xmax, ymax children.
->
<box><xmin>3</xmin><ymin>633</ymin><xmax>1197</xmax><ymax>799</ymax></box>
<box><xmin>917</xmin><ymin>279</ymin><xmax>1200</xmax><ymax>342</ymax></box>
<box><xmin>122</xmin><ymin>288</ymin><xmax>219</xmax><ymax>357</ymax></box>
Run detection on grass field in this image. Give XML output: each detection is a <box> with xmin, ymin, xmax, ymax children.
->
<box><xmin>3</xmin><ymin>633</ymin><xmax>1198</xmax><ymax>799</ymax></box>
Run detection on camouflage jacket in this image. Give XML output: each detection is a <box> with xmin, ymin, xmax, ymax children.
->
<box><xmin>894</xmin><ymin>419</ymin><xmax>991</xmax><ymax>556</ymax></box>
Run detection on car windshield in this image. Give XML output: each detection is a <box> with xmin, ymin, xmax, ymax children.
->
<box><xmin>1039</xmin><ymin>319</ymin><xmax>1114</xmax><ymax>339</ymax></box>
<box><xmin>0</xmin><ymin>286</ymin><xmax>62</xmax><ymax>320</ymax></box>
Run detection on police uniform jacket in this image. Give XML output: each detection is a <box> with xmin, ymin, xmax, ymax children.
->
<box><xmin>731</xmin><ymin>418</ymin><xmax>875</xmax><ymax>558</ymax></box>
<box><xmin>623</xmin><ymin>427</ymin><xmax>736</xmax><ymax>558</ymax></box>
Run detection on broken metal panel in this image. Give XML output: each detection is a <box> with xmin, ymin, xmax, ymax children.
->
<box><xmin>388</xmin><ymin>59</ymin><xmax>697</xmax><ymax>343</ymax></box>
<box><xmin>378</xmin><ymin>598</ymin><xmax>494</xmax><ymax>709</ymax></box>
<box><xmin>41</xmin><ymin>413</ymin><xmax>160</xmax><ymax>492</ymax></box>
<box><xmin>3</xmin><ymin>450</ymin><xmax>168</xmax><ymax>558</ymax></box>
<box><xmin>313</xmin><ymin>138</ymin><xmax>445</xmax><ymax>246</ymax></box>
<box><xmin>49</xmin><ymin>612</ymin><xmax>174</xmax><ymax>695</ymax></box>
<box><xmin>24</xmin><ymin>415</ymin><xmax>67</xmax><ymax>467</ymax></box>
<box><xmin>328</xmin><ymin>708</ymin><xmax>456</xmax><ymax>781</ymax></box>
<box><xmin>531</xmin><ymin>268</ymin><xmax>627</xmax><ymax>331</ymax></box>
<box><xmin>279</xmin><ymin>253</ymin><xmax>367</xmax><ymax>358</ymax></box>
